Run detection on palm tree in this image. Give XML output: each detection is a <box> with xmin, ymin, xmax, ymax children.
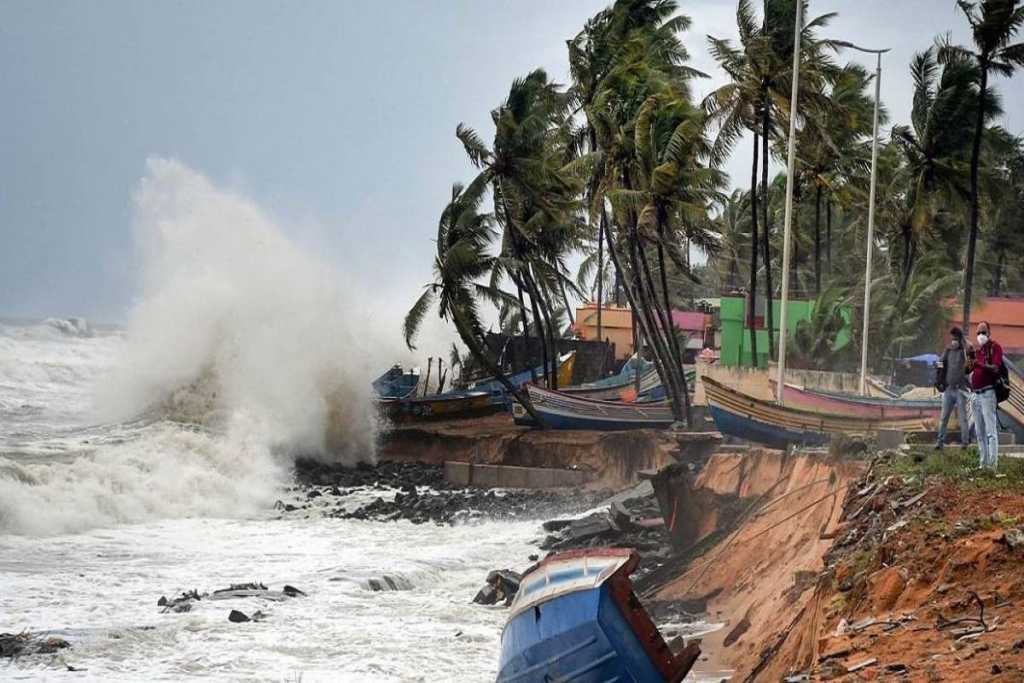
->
<box><xmin>706</xmin><ymin>0</ymin><xmax>839</xmax><ymax>363</ymax></box>
<box><xmin>941</xmin><ymin>0</ymin><xmax>1024</xmax><ymax>328</ymax></box>
<box><xmin>403</xmin><ymin>180</ymin><xmax>545</xmax><ymax>425</ymax></box>
<box><xmin>889</xmin><ymin>47</ymin><xmax>986</xmax><ymax>294</ymax></box>
<box><xmin>457</xmin><ymin>69</ymin><xmax>581</xmax><ymax>388</ymax></box>
<box><xmin>712</xmin><ymin>189</ymin><xmax>753</xmax><ymax>290</ymax></box>
<box><xmin>571</xmin><ymin>0</ymin><xmax>709</xmax><ymax>424</ymax></box>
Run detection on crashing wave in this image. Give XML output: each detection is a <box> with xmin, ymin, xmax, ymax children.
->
<box><xmin>44</xmin><ymin>317</ymin><xmax>94</xmax><ymax>337</ymax></box>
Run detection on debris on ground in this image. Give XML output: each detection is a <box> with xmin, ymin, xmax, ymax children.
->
<box><xmin>157</xmin><ymin>583</ymin><xmax>307</xmax><ymax>613</ymax></box>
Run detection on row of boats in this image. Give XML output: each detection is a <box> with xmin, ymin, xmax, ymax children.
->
<box><xmin>375</xmin><ymin>354</ymin><xmax>1024</xmax><ymax>448</ymax></box>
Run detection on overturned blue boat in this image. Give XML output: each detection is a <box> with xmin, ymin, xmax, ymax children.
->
<box><xmin>497</xmin><ymin>549</ymin><xmax>697</xmax><ymax>683</ymax></box>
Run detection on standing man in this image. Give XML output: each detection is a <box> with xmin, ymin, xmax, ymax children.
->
<box><xmin>968</xmin><ymin>321</ymin><xmax>1003</xmax><ymax>471</ymax></box>
<box><xmin>935</xmin><ymin>327</ymin><xmax>969</xmax><ymax>449</ymax></box>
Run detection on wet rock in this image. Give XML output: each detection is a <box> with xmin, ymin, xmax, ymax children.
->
<box><xmin>472</xmin><ymin>569</ymin><xmax>522</xmax><ymax>606</ymax></box>
<box><xmin>282</xmin><ymin>585</ymin><xmax>307</xmax><ymax>597</ymax></box>
<box><xmin>158</xmin><ymin>590</ymin><xmax>203</xmax><ymax>613</ymax></box>
<box><xmin>1</xmin><ymin>632</ymin><xmax>71</xmax><ymax>658</ymax></box>
<box><xmin>228</xmin><ymin>610</ymin><xmax>250</xmax><ymax>623</ymax></box>
<box><xmin>365</xmin><ymin>575</ymin><xmax>413</xmax><ymax>592</ymax></box>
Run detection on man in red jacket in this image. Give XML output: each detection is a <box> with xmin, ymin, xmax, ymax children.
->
<box><xmin>968</xmin><ymin>321</ymin><xmax>1003</xmax><ymax>471</ymax></box>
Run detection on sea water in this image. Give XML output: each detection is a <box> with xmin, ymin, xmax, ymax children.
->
<box><xmin>0</xmin><ymin>319</ymin><xmax>544</xmax><ymax>681</ymax></box>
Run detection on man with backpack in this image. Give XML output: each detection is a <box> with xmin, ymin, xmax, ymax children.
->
<box><xmin>934</xmin><ymin>327</ymin><xmax>970</xmax><ymax>449</ymax></box>
<box><xmin>968</xmin><ymin>321</ymin><xmax>1004</xmax><ymax>471</ymax></box>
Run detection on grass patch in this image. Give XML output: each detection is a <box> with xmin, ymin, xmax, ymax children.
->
<box><xmin>877</xmin><ymin>446</ymin><xmax>1024</xmax><ymax>490</ymax></box>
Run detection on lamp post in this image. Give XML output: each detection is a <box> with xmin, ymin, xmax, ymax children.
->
<box><xmin>774</xmin><ymin>0</ymin><xmax>802</xmax><ymax>404</ymax></box>
<box><xmin>842</xmin><ymin>44</ymin><xmax>890</xmax><ymax>396</ymax></box>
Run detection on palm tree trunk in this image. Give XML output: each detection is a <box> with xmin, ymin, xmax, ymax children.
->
<box><xmin>761</xmin><ymin>89</ymin><xmax>776</xmax><ymax>361</ymax></box>
<box><xmin>602</xmin><ymin>209</ymin><xmax>680</xmax><ymax>420</ymax></box>
<box><xmin>522</xmin><ymin>269</ymin><xmax>551</xmax><ymax>387</ymax></box>
<box><xmin>992</xmin><ymin>251</ymin><xmax>1004</xmax><ymax>296</ymax></box>
<box><xmin>531</xmin><ymin>268</ymin><xmax>561</xmax><ymax>389</ymax></box>
<box><xmin>826</xmin><ymin>197</ymin><xmax>832</xmax><ymax>278</ymax></box>
<box><xmin>657</xmin><ymin>225</ymin><xmax>691</xmax><ymax>427</ymax></box>
<box><xmin>814</xmin><ymin>183</ymin><xmax>822</xmax><ymax>295</ymax></box>
<box><xmin>748</xmin><ymin>131</ymin><xmax>760</xmax><ymax>368</ymax></box>
<box><xmin>597</xmin><ymin>210</ymin><xmax>605</xmax><ymax>344</ymax></box>
<box><xmin>451</xmin><ymin>308</ymin><xmax>546</xmax><ymax>427</ymax></box>
<box><xmin>962</xmin><ymin>64</ymin><xmax>988</xmax><ymax>329</ymax></box>
<box><xmin>514</xmin><ymin>279</ymin><xmax>535</xmax><ymax>381</ymax></box>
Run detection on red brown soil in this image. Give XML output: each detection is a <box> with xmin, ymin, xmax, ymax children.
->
<box><xmin>653</xmin><ymin>451</ymin><xmax>865</xmax><ymax>680</ymax></box>
<box><xmin>744</xmin><ymin>469</ymin><xmax>1024</xmax><ymax>682</ymax></box>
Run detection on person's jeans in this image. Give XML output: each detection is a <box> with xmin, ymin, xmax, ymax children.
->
<box><xmin>936</xmin><ymin>388</ymin><xmax>969</xmax><ymax>447</ymax></box>
<box><xmin>972</xmin><ymin>389</ymin><xmax>999</xmax><ymax>470</ymax></box>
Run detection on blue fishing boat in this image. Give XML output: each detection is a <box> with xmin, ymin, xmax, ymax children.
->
<box><xmin>471</xmin><ymin>352</ymin><xmax>576</xmax><ymax>406</ymax></box>
<box><xmin>372</xmin><ymin>365</ymin><xmax>420</xmax><ymax>399</ymax></box>
<box><xmin>497</xmin><ymin>548</ymin><xmax>697</xmax><ymax>683</ymax></box>
<box><xmin>560</xmin><ymin>356</ymin><xmax>654</xmax><ymax>401</ymax></box>
<box><xmin>513</xmin><ymin>384</ymin><xmax>675</xmax><ymax>430</ymax></box>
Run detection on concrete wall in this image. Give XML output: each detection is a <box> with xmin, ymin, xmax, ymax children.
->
<box><xmin>444</xmin><ymin>461</ymin><xmax>593</xmax><ymax>489</ymax></box>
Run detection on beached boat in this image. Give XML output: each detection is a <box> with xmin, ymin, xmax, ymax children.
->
<box><xmin>392</xmin><ymin>389</ymin><xmax>493</xmax><ymax>421</ymax></box>
<box><xmin>770</xmin><ymin>381</ymin><xmax>941</xmax><ymax>420</ymax></box>
<box><xmin>470</xmin><ymin>352</ymin><xmax>576</xmax><ymax>406</ymax></box>
<box><xmin>704</xmin><ymin>376</ymin><xmax>935</xmax><ymax>449</ymax></box>
<box><xmin>372</xmin><ymin>365</ymin><xmax>420</xmax><ymax>399</ymax></box>
<box><xmin>512</xmin><ymin>384</ymin><xmax>675</xmax><ymax>430</ymax></box>
<box><xmin>559</xmin><ymin>357</ymin><xmax>654</xmax><ymax>401</ymax></box>
<box><xmin>497</xmin><ymin>548</ymin><xmax>697</xmax><ymax>683</ymax></box>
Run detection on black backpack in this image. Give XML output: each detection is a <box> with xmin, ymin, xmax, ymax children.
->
<box><xmin>996</xmin><ymin>360</ymin><xmax>1011</xmax><ymax>404</ymax></box>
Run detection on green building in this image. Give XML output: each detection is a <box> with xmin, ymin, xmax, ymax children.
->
<box><xmin>719</xmin><ymin>296</ymin><xmax>852</xmax><ymax>368</ymax></box>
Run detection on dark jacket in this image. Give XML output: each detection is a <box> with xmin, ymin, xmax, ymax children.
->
<box><xmin>935</xmin><ymin>342</ymin><xmax>968</xmax><ymax>392</ymax></box>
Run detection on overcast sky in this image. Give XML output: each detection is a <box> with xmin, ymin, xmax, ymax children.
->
<box><xmin>1</xmin><ymin>0</ymin><xmax>1021</xmax><ymax>322</ymax></box>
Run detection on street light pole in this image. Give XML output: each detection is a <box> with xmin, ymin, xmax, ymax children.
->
<box><xmin>842</xmin><ymin>44</ymin><xmax>890</xmax><ymax>395</ymax></box>
<box><xmin>774</xmin><ymin>0</ymin><xmax>803</xmax><ymax>404</ymax></box>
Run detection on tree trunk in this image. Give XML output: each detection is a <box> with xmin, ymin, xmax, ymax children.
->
<box><xmin>992</xmin><ymin>251</ymin><xmax>1004</xmax><ymax>296</ymax></box>
<box><xmin>962</xmin><ymin>63</ymin><xmax>988</xmax><ymax>329</ymax></box>
<box><xmin>657</xmin><ymin>223</ymin><xmax>692</xmax><ymax>427</ymax></box>
<box><xmin>748</xmin><ymin>131</ymin><xmax>761</xmax><ymax>368</ymax></box>
<box><xmin>826</xmin><ymin>197</ymin><xmax>832</xmax><ymax>278</ymax></box>
<box><xmin>602</xmin><ymin>208</ymin><xmax>680</xmax><ymax>420</ymax></box>
<box><xmin>514</xmin><ymin>279</ymin><xmax>536</xmax><ymax>382</ymax></box>
<box><xmin>814</xmin><ymin>183</ymin><xmax>822</xmax><ymax>295</ymax></box>
<box><xmin>559</xmin><ymin>275</ymin><xmax>574</xmax><ymax>328</ymax></box>
<box><xmin>423</xmin><ymin>358</ymin><xmax>433</xmax><ymax>397</ymax></box>
<box><xmin>451</xmin><ymin>308</ymin><xmax>546</xmax><ymax>427</ymax></box>
<box><xmin>522</xmin><ymin>269</ymin><xmax>551</xmax><ymax>388</ymax></box>
<box><xmin>597</xmin><ymin>210</ymin><xmax>606</xmax><ymax>373</ymax></box>
<box><xmin>761</xmin><ymin>87</ymin><xmax>776</xmax><ymax>361</ymax></box>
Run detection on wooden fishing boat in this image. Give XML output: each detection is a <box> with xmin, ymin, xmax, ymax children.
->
<box><xmin>559</xmin><ymin>357</ymin><xmax>654</xmax><ymax>400</ymax></box>
<box><xmin>704</xmin><ymin>376</ymin><xmax>935</xmax><ymax>449</ymax></box>
<box><xmin>497</xmin><ymin>548</ymin><xmax>698</xmax><ymax>683</ymax></box>
<box><xmin>470</xmin><ymin>352</ymin><xmax>576</xmax><ymax>406</ymax></box>
<box><xmin>372</xmin><ymin>365</ymin><xmax>420</xmax><ymax>399</ymax></box>
<box><xmin>770</xmin><ymin>381</ymin><xmax>941</xmax><ymax>420</ymax></box>
<box><xmin>392</xmin><ymin>389</ymin><xmax>493</xmax><ymax>421</ymax></box>
<box><xmin>513</xmin><ymin>384</ymin><xmax>674</xmax><ymax>430</ymax></box>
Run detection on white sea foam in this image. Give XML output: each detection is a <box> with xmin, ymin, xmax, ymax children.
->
<box><xmin>0</xmin><ymin>158</ymin><xmax>421</xmax><ymax>535</ymax></box>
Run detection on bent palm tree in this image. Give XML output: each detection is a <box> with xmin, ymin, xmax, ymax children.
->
<box><xmin>403</xmin><ymin>180</ymin><xmax>546</xmax><ymax>426</ymax></box>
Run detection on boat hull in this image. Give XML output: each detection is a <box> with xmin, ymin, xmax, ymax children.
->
<box><xmin>391</xmin><ymin>391</ymin><xmax>494</xmax><ymax>421</ymax></box>
<box><xmin>704</xmin><ymin>376</ymin><xmax>934</xmax><ymax>448</ymax></box>
<box><xmin>513</xmin><ymin>384</ymin><xmax>674</xmax><ymax>431</ymax></box>
<box><xmin>776</xmin><ymin>383</ymin><xmax>941</xmax><ymax>419</ymax></box>
<box><xmin>497</xmin><ymin>549</ymin><xmax>692</xmax><ymax>683</ymax></box>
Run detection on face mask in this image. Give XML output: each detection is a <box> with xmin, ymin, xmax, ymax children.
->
<box><xmin>951</xmin><ymin>340</ymin><xmax>960</xmax><ymax>348</ymax></box>
<box><xmin>977</xmin><ymin>333</ymin><xmax>989</xmax><ymax>346</ymax></box>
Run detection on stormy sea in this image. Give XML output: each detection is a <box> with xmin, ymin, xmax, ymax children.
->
<box><xmin>0</xmin><ymin>161</ymin><xmax>557</xmax><ymax>681</ymax></box>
